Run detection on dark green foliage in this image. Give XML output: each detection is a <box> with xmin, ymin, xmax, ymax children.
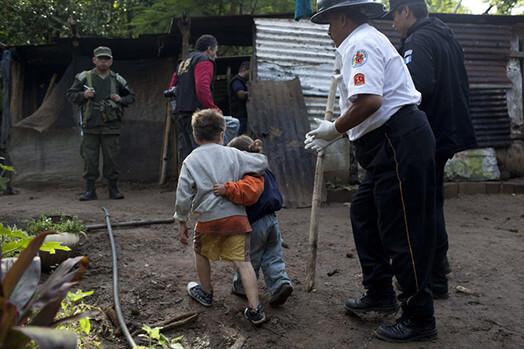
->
<box><xmin>0</xmin><ymin>0</ymin><xmax>296</xmax><ymax>46</ymax></box>
<box><xmin>0</xmin><ymin>231</ymin><xmax>90</xmax><ymax>348</ymax></box>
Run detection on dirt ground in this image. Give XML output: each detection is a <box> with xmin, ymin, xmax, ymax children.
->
<box><xmin>2</xmin><ymin>181</ymin><xmax>523</xmax><ymax>349</ymax></box>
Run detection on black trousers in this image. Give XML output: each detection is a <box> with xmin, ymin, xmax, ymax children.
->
<box><xmin>177</xmin><ymin>112</ymin><xmax>199</xmax><ymax>161</ymax></box>
<box><xmin>350</xmin><ymin>105</ymin><xmax>436</xmax><ymax>320</ymax></box>
<box><xmin>432</xmin><ymin>154</ymin><xmax>451</xmax><ymax>288</ymax></box>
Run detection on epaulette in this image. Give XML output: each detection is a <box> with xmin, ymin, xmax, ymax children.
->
<box><xmin>76</xmin><ymin>71</ymin><xmax>87</xmax><ymax>82</ymax></box>
<box><xmin>110</xmin><ymin>70</ymin><xmax>127</xmax><ymax>87</ymax></box>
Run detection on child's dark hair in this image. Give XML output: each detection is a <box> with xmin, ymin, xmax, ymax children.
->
<box><xmin>191</xmin><ymin>109</ymin><xmax>225</xmax><ymax>142</ymax></box>
<box><xmin>227</xmin><ymin>135</ymin><xmax>263</xmax><ymax>153</ymax></box>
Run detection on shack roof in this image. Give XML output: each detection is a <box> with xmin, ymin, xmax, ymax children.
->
<box><xmin>7</xmin><ymin>12</ymin><xmax>524</xmax><ymax>65</ymax></box>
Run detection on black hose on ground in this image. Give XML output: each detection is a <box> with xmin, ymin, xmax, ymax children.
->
<box><xmin>102</xmin><ymin>207</ymin><xmax>137</xmax><ymax>349</ymax></box>
<box><xmin>86</xmin><ymin>218</ymin><xmax>174</xmax><ymax>231</ymax></box>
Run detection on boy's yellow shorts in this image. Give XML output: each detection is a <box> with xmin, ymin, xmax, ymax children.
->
<box><xmin>194</xmin><ymin>230</ymin><xmax>251</xmax><ymax>262</ymax></box>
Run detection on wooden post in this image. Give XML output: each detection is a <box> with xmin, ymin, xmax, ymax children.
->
<box><xmin>158</xmin><ymin>13</ymin><xmax>190</xmax><ymax>184</ymax></box>
<box><xmin>176</xmin><ymin>12</ymin><xmax>190</xmax><ymax>175</ymax></box>
<box><xmin>305</xmin><ymin>64</ymin><xmax>340</xmax><ymax>292</ymax></box>
<box><xmin>159</xmin><ymin>101</ymin><xmax>172</xmax><ymax>185</ymax></box>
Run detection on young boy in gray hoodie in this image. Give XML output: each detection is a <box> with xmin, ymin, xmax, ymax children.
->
<box><xmin>174</xmin><ymin>108</ymin><xmax>268</xmax><ymax>324</ymax></box>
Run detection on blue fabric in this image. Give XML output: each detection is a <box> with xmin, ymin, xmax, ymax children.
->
<box><xmin>232</xmin><ymin>214</ymin><xmax>292</xmax><ymax>295</ymax></box>
<box><xmin>223</xmin><ymin>116</ymin><xmax>240</xmax><ymax>145</ymax></box>
<box><xmin>294</xmin><ymin>0</ymin><xmax>314</xmax><ymax>21</ymax></box>
<box><xmin>231</xmin><ymin>79</ymin><xmax>245</xmax><ymax>93</ymax></box>
<box><xmin>246</xmin><ymin>170</ymin><xmax>282</xmax><ymax>223</ymax></box>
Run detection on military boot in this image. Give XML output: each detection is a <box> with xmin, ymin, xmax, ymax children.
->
<box><xmin>108</xmin><ymin>179</ymin><xmax>124</xmax><ymax>199</ymax></box>
<box><xmin>79</xmin><ymin>180</ymin><xmax>97</xmax><ymax>201</ymax></box>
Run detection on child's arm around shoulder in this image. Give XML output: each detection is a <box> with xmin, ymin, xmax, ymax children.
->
<box><xmin>236</xmin><ymin>149</ymin><xmax>268</xmax><ymax>176</ymax></box>
<box><xmin>213</xmin><ymin>174</ymin><xmax>264</xmax><ymax>206</ymax></box>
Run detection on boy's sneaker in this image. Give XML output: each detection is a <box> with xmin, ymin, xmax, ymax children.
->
<box><xmin>244</xmin><ymin>302</ymin><xmax>266</xmax><ymax>325</ymax></box>
<box><xmin>187</xmin><ymin>282</ymin><xmax>213</xmax><ymax>307</ymax></box>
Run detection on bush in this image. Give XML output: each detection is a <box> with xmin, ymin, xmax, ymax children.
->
<box><xmin>1</xmin><ymin>223</ymin><xmax>70</xmax><ymax>258</ymax></box>
<box><xmin>24</xmin><ymin>212</ymin><xmax>86</xmax><ymax>235</ymax></box>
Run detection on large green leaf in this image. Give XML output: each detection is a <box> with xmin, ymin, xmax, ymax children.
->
<box><xmin>21</xmin><ymin>256</ymin><xmax>89</xmax><ymax>324</ymax></box>
<box><xmin>0</xmin><ymin>299</ymin><xmax>19</xmax><ymax>343</ymax></box>
<box><xmin>13</xmin><ymin>326</ymin><xmax>77</xmax><ymax>349</ymax></box>
<box><xmin>2</xmin><ymin>231</ymin><xmax>52</xmax><ymax>300</ymax></box>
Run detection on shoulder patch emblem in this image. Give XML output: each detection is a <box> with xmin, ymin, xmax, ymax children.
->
<box><xmin>354</xmin><ymin>73</ymin><xmax>365</xmax><ymax>86</ymax></box>
<box><xmin>352</xmin><ymin>50</ymin><xmax>368</xmax><ymax>67</ymax></box>
<box><xmin>403</xmin><ymin>49</ymin><xmax>413</xmax><ymax>64</ymax></box>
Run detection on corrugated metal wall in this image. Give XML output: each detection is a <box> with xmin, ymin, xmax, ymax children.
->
<box><xmin>469</xmin><ymin>88</ymin><xmax>511</xmax><ymax>147</ymax></box>
<box><xmin>254</xmin><ymin>18</ymin><xmax>340</xmax><ymax>121</ymax></box>
<box><xmin>254</xmin><ymin>18</ymin><xmax>513</xmax><ymax>148</ymax></box>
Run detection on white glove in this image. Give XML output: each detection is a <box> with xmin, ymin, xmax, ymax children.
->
<box><xmin>305</xmin><ymin>118</ymin><xmax>342</xmax><ymax>142</ymax></box>
<box><xmin>304</xmin><ymin>134</ymin><xmax>343</xmax><ymax>152</ymax></box>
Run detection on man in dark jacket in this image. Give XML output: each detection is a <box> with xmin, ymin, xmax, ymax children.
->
<box><xmin>229</xmin><ymin>61</ymin><xmax>250</xmax><ymax>135</ymax></box>
<box><xmin>67</xmin><ymin>46</ymin><xmax>135</xmax><ymax>201</ymax></box>
<box><xmin>169</xmin><ymin>34</ymin><xmax>221</xmax><ymax>160</ymax></box>
<box><xmin>385</xmin><ymin>0</ymin><xmax>478</xmax><ymax>299</ymax></box>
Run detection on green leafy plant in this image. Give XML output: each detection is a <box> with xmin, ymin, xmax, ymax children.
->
<box><xmin>0</xmin><ymin>231</ymin><xmax>91</xmax><ymax>348</ymax></box>
<box><xmin>54</xmin><ymin>290</ymin><xmax>103</xmax><ymax>349</ymax></box>
<box><xmin>1</xmin><ymin>223</ymin><xmax>70</xmax><ymax>258</ymax></box>
<box><xmin>0</xmin><ymin>156</ymin><xmax>14</xmax><ymax>191</ymax></box>
<box><xmin>136</xmin><ymin>326</ymin><xmax>184</xmax><ymax>349</ymax></box>
<box><xmin>24</xmin><ymin>212</ymin><xmax>86</xmax><ymax>236</ymax></box>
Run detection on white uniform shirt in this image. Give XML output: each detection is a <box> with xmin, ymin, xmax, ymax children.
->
<box><xmin>335</xmin><ymin>23</ymin><xmax>421</xmax><ymax>141</ymax></box>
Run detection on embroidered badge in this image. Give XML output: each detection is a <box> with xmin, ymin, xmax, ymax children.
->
<box><xmin>354</xmin><ymin>73</ymin><xmax>365</xmax><ymax>86</ymax></box>
<box><xmin>352</xmin><ymin>50</ymin><xmax>368</xmax><ymax>67</ymax></box>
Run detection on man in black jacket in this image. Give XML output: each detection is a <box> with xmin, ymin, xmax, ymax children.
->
<box><xmin>168</xmin><ymin>34</ymin><xmax>221</xmax><ymax>161</ymax></box>
<box><xmin>385</xmin><ymin>0</ymin><xmax>477</xmax><ymax>299</ymax></box>
<box><xmin>229</xmin><ymin>61</ymin><xmax>250</xmax><ymax>135</ymax></box>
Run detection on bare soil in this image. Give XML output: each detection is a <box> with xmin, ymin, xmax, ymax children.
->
<box><xmin>2</xmin><ymin>182</ymin><xmax>523</xmax><ymax>348</ymax></box>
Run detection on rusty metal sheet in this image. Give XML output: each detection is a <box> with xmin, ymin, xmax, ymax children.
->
<box><xmin>246</xmin><ymin>78</ymin><xmax>316</xmax><ymax>208</ymax></box>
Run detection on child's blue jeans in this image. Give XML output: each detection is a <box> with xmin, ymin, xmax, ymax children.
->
<box><xmin>232</xmin><ymin>214</ymin><xmax>292</xmax><ymax>295</ymax></box>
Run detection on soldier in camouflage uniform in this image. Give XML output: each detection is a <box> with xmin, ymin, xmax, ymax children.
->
<box><xmin>67</xmin><ymin>46</ymin><xmax>135</xmax><ymax>201</ymax></box>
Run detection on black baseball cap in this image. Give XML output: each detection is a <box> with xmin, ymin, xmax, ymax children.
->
<box><xmin>383</xmin><ymin>0</ymin><xmax>426</xmax><ymax>19</ymax></box>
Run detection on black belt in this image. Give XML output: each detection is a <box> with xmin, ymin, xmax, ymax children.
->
<box><xmin>354</xmin><ymin>104</ymin><xmax>418</xmax><ymax>147</ymax></box>
<box><xmin>396</xmin><ymin>104</ymin><xmax>418</xmax><ymax>114</ymax></box>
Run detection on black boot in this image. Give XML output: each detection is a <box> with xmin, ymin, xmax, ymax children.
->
<box><xmin>79</xmin><ymin>180</ymin><xmax>97</xmax><ymax>201</ymax></box>
<box><xmin>375</xmin><ymin>313</ymin><xmax>438</xmax><ymax>343</ymax></box>
<box><xmin>108</xmin><ymin>179</ymin><xmax>124</xmax><ymax>199</ymax></box>
<box><xmin>344</xmin><ymin>292</ymin><xmax>399</xmax><ymax>314</ymax></box>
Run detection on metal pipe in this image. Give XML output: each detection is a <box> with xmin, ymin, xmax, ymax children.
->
<box><xmin>86</xmin><ymin>218</ymin><xmax>174</xmax><ymax>231</ymax></box>
<box><xmin>102</xmin><ymin>207</ymin><xmax>137</xmax><ymax>348</ymax></box>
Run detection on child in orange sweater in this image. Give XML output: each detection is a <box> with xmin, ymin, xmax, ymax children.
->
<box><xmin>214</xmin><ymin>135</ymin><xmax>293</xmax><ymax>306</ymax></box>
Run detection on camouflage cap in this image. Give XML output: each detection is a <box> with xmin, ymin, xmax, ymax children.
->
<box><xmin>93</xmin><ymin>46</ymin><xmax>113</xmax><ymax>59</ymax></box>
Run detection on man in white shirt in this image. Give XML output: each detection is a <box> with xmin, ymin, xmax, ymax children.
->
<box><xmin>305</xmin><ymin>0</ymin><xmax>438</xmax><ymax>343</ymax></box>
